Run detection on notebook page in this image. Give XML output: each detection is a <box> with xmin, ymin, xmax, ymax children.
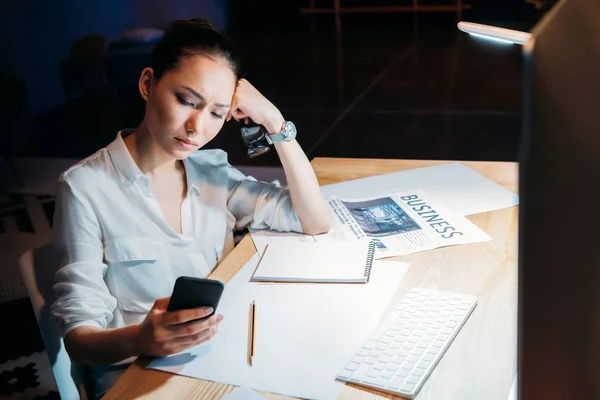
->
<box><xmin>252</xmin><ymin>240</ymin><xmax>373</xmax><ymax>283</ymax></box>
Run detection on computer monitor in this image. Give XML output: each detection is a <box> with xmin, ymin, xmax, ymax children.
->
<box><xmin>519</xmin><ymin>0</ymin><xmax>600</xmax><ymax>398</ymax></box>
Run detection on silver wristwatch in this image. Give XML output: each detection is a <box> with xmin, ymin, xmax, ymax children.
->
<box><xmin>266</xmin><ymin>121</ymin><xmax>297</xmax><ymax>144</ymax></box>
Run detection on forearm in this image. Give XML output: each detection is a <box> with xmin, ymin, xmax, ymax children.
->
<box><xmin>271</xmin><ymin>133</ymin><xmax>333</xmax><ymax>234</ymax></box>
<box><xmin>64</xmin><ymin>325</ymin><xmax>140</xmax><ymax>365</ymax></box>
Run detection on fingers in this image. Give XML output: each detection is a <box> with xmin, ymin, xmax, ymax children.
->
<box><xmin>151</xmin><ymin>297</ymin><xmax>171</xmax><ymax>312</ymax></box>
<box><xmin>162</xmin><ymin>307</ymin><xmax>214</xmax><ymax>326</ymax></box>
<box><xmin>172</xmin><ymin>322</ymin><xmax>220</xmax><ymax>347</ymax></box>
<box><xmin>168</xmin><ymin>314</ymin><xmax>223</xmax><ymax>339</ymax></box>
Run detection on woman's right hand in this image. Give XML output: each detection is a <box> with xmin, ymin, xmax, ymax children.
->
<box><xmin>135</xmin><ymin>297</ymin><xmax>224</xmax><ymax>357</ymax></box>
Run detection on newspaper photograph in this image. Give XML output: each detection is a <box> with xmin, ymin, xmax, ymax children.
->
<box><xmin>250</xmin><ymin>189</ymin><xmax>491</xmax><ymax>259</ymax></box>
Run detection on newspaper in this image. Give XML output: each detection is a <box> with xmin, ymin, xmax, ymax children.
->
<box><xmin>250</xmin><ymin>189</ymin><xmax>491</xmax><ymax>259</ymax></box>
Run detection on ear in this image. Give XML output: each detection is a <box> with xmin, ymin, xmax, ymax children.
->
<box><xmin>138</xmin><ymin>67</ymin><xmax>154</xmax><ymax>101</ymax></box>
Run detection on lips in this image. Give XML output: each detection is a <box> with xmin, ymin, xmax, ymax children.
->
<box><xmin>176</xmin><ymin>137</ymin><xmax>199</xmax><ymax>146</ymax></box>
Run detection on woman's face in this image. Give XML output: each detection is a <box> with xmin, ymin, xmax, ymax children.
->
<box><xmin>141</xmin><ymin>55</ymin><xmax>237</xmax><ymax>159</ymax></box>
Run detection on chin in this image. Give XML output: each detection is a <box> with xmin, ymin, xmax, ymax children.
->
<box><xmin>170</xmin><ymin>148</ymin><xmax>198</xmax><ymax>160</ymax></box>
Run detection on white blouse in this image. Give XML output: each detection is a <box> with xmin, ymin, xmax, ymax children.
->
<box><xmin>51</xmin><ymin>130</ymin><xmax>302</xmax><ymax>337</ymax></box>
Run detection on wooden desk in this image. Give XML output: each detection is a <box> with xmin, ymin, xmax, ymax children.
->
<box><xmin>104</xmin><ymin>158</ymin><xmax>518</xmax><ymax>400</ymax></box>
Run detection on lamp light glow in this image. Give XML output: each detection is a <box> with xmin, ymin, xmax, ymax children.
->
<box><xmin>458</xmin><ymin>21</ymin><xmax>531</xmax><ymax>45</ymax></box>
<box><xmin>468</xmin><ymin>32</ymin><xmax>515</xmax><ymax>44</ymax></box>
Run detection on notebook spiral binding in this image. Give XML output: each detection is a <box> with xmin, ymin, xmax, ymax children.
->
<box><xmin>364</xmin><ymin>241</ymin><xmax>376</xmax><ymax>281</ymax></box>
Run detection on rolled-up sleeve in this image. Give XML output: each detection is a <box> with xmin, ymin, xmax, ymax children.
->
<box><xmin>225</xmin><ymin>162</ymin><xmax>303</xmax><ymax>233</ymax></box>
<box><xmin>51</xmin><ymin>177</ymin><xmax>117</xmax><ymax>337</ymax></box>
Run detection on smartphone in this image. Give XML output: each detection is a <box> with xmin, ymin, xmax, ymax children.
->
<box><xmin>167</xmin><ymin>277</ymin><xmax>225</xmax><ymax>318</ymax></box>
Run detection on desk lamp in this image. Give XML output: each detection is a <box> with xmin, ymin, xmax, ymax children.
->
<box><xmin>457</xmin><ymin>21</ymin><xmax>531</xmax><ymax>45</ymax></box>
<box><xmin>457</xmin><ymin>20</ymin><xmax>530</xmax><ymax>400</ymax></box>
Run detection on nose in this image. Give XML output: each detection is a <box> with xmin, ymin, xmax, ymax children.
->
<box><xmin>185</xmin><ymin>109</ymin><xmax>207</xmax><ymax>136</ymax></box>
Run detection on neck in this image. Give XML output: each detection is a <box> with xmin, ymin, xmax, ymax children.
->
<box><xmin>125</xmin><ymin>121</ymin><xmax>180</xmax><ymax>176</ymax></box>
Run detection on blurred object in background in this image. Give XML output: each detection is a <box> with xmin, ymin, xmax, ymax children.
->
<box><xmin>59</xmin><ymin>34</ymin><xmax>108</xmax><ymax>101</ymax></box>
<box><xmin>103</xmin><ymin>27</ymin><xmax>164</xmax><ymax>101</ymax></box>
<box><xmin>0</xmin><ymin>69</ymin><xmax>31</xmax><ymax>158</ymax></box>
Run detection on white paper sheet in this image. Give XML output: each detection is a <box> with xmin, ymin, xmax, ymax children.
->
<box><xmin>222</xmin><ymin>387</ymin><xmax>269</xmax><ymax>400</ymax></box>
<box><xmin>320</xmin><ymin>163</ymin><xmax>518</xmax><ymax>216</ymax></box>
<box><xmin>148</xmin><ymin>255</ymin><xmax>410</xmax><ymax>400</ymax></box>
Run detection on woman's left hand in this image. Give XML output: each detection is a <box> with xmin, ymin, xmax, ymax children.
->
<box><xmin>226</xmin><ymin>79</ymin><xmax>284</xmax><ymax>134</ymax></box>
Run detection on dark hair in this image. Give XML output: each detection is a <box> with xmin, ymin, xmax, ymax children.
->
<box><xmin>149</xmin><ymin>18</ymin><xmax>239</xmax><ymax>81</ymax></box>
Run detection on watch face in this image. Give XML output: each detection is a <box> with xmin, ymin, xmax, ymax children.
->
<box><xmin>284</xmin><ymin>121</ymin><xmax>297</xmax><ymax>139</ymax></box>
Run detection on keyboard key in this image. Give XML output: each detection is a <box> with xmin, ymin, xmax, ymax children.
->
<box><xmin>393</xmin><ymin>355</ymin><xmax>407</xmax><ymax>364</ymax></box>
<box><xmin>363</xmin><ymin>376</ymin><xmax>385</xmax><ymax>388</ymax></box>
<box><xmin>422</xmin><ymin>353</ymin><xmax>435</xmax><ymax>362</ymax></box>
<box><xmin>380</xmin><ymin>355</ymin><xmax>393</xmax><ymax>363</ymax></box>
<box><xmin>349</xmin><ymin>363</ymin><xmax>371</xmax><ymax>381</ymax></box>
<box><xmin>408</xmin><ymin>355</ymin><xmax>421</xmax><ymax>363</ymax></box>
<box><xmin>375</xmin><ymin>342</ymin><xmax>388</xmax><ymax>350</ymax></box>
<box><xmin>345</xmin><ymin>362</ymin><xmax>359</xmax><ymax>371</ymax></box>
<box><xmin>418</xmin><ymin>361</ymin><xmax>432</xmax><ymax>370</ymax></box>
<box><xmin>375</xmin><ymin>360</ymin><xmax>388</xmax><ymax>369</ymax></box>
<box><xmin>338</xmin><ymin>368</ymin><xmax>352</xmax><ymax>379</ymax></box>
<box><xmin>398</xmin><ymin>349</ymin><xmax>410</xmax><ymax>357</ymax></box>
<box><xmin>395</xmin><ymin>303</ymin><xmax>408</xmax><ymax>312</ymax></box>
<box><xmin>418</xmin><ymin>322</ymin><xmax>430</xmax><ymax>330</ymax></box>
<box><xmin>401</xmin><ymin>361</ymin><xmax>415</xmax><ymax>370</ymax></box>
<box><xmin>414</xmin><ymin>329</ymin><xmax>426</xmax><ymax>337</ymax></box>
<box><xmin>364</xmin><ymin>355</ymin><xmax>378</xmax><ymax>364</ymax></box>
<box><xmin>351</xmin><ymin>353</ymin><xmax>365</xmax><ymax>363</ymax></box>
<box><xmin>388</xmin><ymin>377</ymin><xmax>405</xmax><ymax>390</ymax></box>
<box><xmin>363</xmin><ymin>340</ymin><xmax>377</xmax><ymax>350</ymax></box>
<box><xmin>395</xmin><ymin>369</ymin><xmax>408</xmax><ymax>379</ymax></box>
<box><xmin>387</xmin><ymin>362</ymin><xmax>402</xmax><ymax>371</ymax></box>
<box><xmin>412</xmin><ymin>368</ymin><xmax>425</xmax><ymax>377</ymax></box>
<box><xmin>384</xmin><ymin>349</ymin><xmax>396</xmax><ymax>357</ymax></box>
<box><xmin>366</xmin><ymin>368</ymin><xmax>380</xmax><ymax>378</ymax></box>
<box><xmin>406</xmin><ymin>375</ymin><xmax>420</xmax><ymax>385</ymax></box>
<box><xmin>381</xmin><ymin>370</ymin><xmax>395</xmax><ymax>379</ymax></box>
<box><xmin>421</xmin><ymin>335</ymin><xmax>434</xmax><ymax>344</ymax></box>
<box><xmin>357</xmin><ymin>347</ymin><xmax>369</xmax><ymax>356</ymax></box>
<box><xmin>400</xmin><ymin>383</ymin><xmax>416</xmax><ymax>394</ymax></box>
<box><xmin>369</xmin><ymin>349</ymin><xmax>383</xmax><ymax>357</ymax></box>
<box><xmin>427</xmin><ymin>347</ymin><xmax>440</xmax><ymax>356</ymax></box>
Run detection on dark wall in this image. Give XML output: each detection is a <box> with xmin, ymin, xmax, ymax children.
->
<box><xmin>0</xmin><ymin>0</ymin><xmax>228</xmax><ymax>115</ymax></box>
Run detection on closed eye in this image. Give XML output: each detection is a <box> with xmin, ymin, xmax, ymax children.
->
<box><xmin>176</xmin><ymin>94</ymin><xmax>195</xmax><ymax>108</ymax></box>
<box><xmin>211</xmin><ymin>112</ymin><xmax>224</xmax><ymax>119</ymax></box>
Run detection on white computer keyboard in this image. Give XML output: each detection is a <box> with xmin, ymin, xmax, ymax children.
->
<box><xmin>336</xmin><ymin>287</ymin><xmax>477</xmax><ymax>398</ymax></box>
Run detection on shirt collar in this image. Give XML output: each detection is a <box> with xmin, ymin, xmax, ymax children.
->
<box><xmin>107</xmin><ymin>129</ymin><xmax>146</xmax><ymax>186</ymax></box>
<box><xmin>107</xmin><ymin>129</ymin><xmax>201</xmax><ymax>194</ymax></box>
<box><xmin>183</xmin><ymin>157</ymin><xmax>201</xmax><ymax>195</ymax></box>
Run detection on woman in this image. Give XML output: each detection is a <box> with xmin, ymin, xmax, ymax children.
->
<box><xmin>51</xmin><ymin>19</ymin><xmax>332</xmax><ymax>397</ymax></box>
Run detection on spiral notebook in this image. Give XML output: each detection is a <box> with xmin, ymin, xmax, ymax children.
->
<box><xmin>251</xmin><ymin>240</ymin><xmax>376</xmax><ymax>283</ymax></box>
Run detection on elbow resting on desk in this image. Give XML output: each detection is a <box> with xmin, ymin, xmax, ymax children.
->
<box><xmin>301</xmin><ymin>213</ymin><xmax>333</xmax><ymax>236</ymax></box>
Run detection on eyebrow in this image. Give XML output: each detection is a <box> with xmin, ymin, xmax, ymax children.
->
<box><xmin>182</xmin><ymin>86</ymin><xmax>231</xmax><ymax>108</ymax></box>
